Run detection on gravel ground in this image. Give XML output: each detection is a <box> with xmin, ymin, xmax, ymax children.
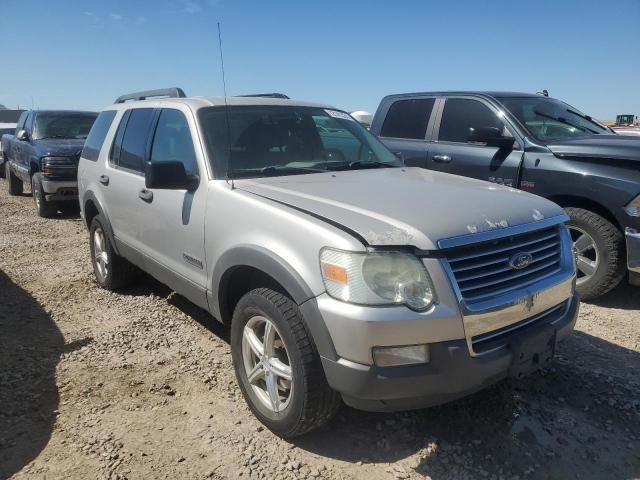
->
<box><xmin>0</xmin><ymin>184</ymin><xmax>639</xmax><ymax>480</ymax></box>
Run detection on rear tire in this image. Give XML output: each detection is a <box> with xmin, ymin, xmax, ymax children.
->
<box><xmin>0</xmin><ymin>156</ymin><xmax>6</xmax><ymax>179</ymax></box>
<box><xmin>89</xmin><ymin>214</ymin><xmax>134</xmax><ymax>290</ymax></box>
<box><xmin>32</xmin><ymin>173</ymin><xmax>58</xmax><ymax>218</ymax></box>
<box><xmin>6</xmin><ymin>162</ymin><xmax>23</xmax><ymax>195</ymax></box>
<box><xmin>231</xmin><ymin>288</ymin><xmax>340</xmax><ymax>437</ymax></box>
<box><xmin>566</xmin><ymin>207</ymin><xmax>625</xmax><ymax>300</ymax></box>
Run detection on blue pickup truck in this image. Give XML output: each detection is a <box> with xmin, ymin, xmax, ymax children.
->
<box><xmin>2</xmin><ymin>110</ymin><xmax>97</xmax><ymax>217</ymax></box>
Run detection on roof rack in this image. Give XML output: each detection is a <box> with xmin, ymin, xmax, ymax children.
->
<box><xmin>115</xmin><ymin>88</ymin><xmax>187</xmax><ymax>104</ymax></box>
<box><xmin>235</xmin><ymin>93</ymin><xmax>290</xmax><ymax>99</ymax></box>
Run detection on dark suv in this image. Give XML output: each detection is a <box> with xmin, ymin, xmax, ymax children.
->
<box><xmin>371</xmin><ymin>92</ymin><xmax>640</xmax><ymax>299</ymax></box>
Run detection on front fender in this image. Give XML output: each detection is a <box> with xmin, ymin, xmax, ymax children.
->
<box><xmin>209</xmin><ymin>245</ymin><xmax>338</xmax><ymax>360</ymax></box>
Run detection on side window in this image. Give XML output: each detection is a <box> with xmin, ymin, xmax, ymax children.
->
<box><xmin>16</xmin><ymin>112</ymin><xmax>28</xmax><ymax>132</ymax></box>
<box><xmin>113</xmin><ymin>108</ymin><xmax>154</xmax><ymax>172</ymax></box>
<box><xmin>150</xmin><ymin>109</ymin><xmax>198</xmax><ymax>175</ymax></box>
<box><xmin>439</xmin><ymin>98</ymin><xmax>506</xmax><ymax>143</ymax></box>
<box><xmin>82</xmin><ymin>111</ymin><xmax>117</xmax><ymax>162</ymax></box>
<box><xmin>25</xmin><ymin>113</ymin><xmax>34</xmax><ymax>132</ymax></box>
<box><xmin>380</xmin><ymin>98</ymin><xmax>435</xmax><ymax>139</ymax></box>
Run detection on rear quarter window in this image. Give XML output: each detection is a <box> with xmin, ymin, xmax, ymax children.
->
<box><xmin>82</xmin><ymin>111</ymin><xmax>117</xmax><ymax>162</ymax></box>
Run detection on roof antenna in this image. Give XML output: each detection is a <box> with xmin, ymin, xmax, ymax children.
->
<box><xmin>537</xmin><ymin>89</ymin><xmax>549</xmax><ymax>97</ymax></box>
<box><xmin>217</xmin><ymin>22</ymin><xmax>234</xmax><ymax>189</ymax></box>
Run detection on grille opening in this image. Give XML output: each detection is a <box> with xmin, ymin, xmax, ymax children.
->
<box><xmin>444</xmin><ymin>227</ymin><xmax>563</xmax><ymax>304</ymax></box>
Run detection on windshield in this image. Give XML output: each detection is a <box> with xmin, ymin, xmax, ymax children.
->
<box><xmin>198</xmin><ymin>106</ymin><xmax>401</xmax><ymax>179</ymax></box>
<box><xmin>0</xmin><ymin>128</ymin><xmax>14</xmax><ymax>137</ymax></box>
<box><xmin>33</xmin><ymin>113</ymin><xmax>98</xmax><ymax>140</ymax></box>
<box><xmin>495</xmin><ymin>96</ymin><xmax>609</xmax><ymax>142</ymax></box>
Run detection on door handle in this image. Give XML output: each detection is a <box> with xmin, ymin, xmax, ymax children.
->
<box><xmin>99</xmin><ymin>174</ymin><xmax>109</xmax><ymax>186</ymax></box>
<box><xmin>432</xmin><ymin>155</ymin><xmax>452</xmax><ymax>163</ymax></box>
<box><xmin>138</xmin><ymin>189</ymin><xmax>153</xmax><ymax>203</ymax></box>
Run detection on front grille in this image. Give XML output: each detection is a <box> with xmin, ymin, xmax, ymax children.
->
<box><xmin>471</xmin><ymin>301</ymin><xmax>568</xmax><ymax>354</ymax></box>
<box><xmin>444</xmin><ymin>226</ymin><xmax>563</xmax><ymax>304</ymax></box>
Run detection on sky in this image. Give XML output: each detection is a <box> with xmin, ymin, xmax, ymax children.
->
<box><xmin>1</xmin><ymin>0</ymin><xmax>639</xmax><ymax>120</ymax></box>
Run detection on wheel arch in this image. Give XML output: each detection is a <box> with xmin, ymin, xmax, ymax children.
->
<box><xmin>82</xmin><ymin>190</ymin><xmax>119</xmax><ymax>255</ymax></box>
<box><xmin>546</xmin><ymin>194</ymin><xmax>622</xmax><ymax>232</ymax></box>
<box><xmin>211</xmin><ymin>245</ymin><xmax>338</xmax><ymax>361</ymax></box>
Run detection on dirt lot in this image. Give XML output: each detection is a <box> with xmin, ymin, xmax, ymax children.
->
<box><xmin>0</xmin><ymin>184</ymin><xmax>638</xmax><ymax>480</ymax></box>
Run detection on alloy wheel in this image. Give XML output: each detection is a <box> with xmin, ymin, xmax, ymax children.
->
<box><xmin>241</xmin><ymin>315</ymin><xmax>293</xmax><ymax>413</ymax></box>
<box><xmin>93</xmin><ymin>227</ymin><xmax>109</xmax><ymax>281</ymax></box>
<box><xmin>569</xmin><ymin>225</ymin><xmax>599</xmax><ymax>286</ymax></box>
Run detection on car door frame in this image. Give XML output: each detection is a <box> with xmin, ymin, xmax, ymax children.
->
<box><xmin>427</xmin><ymin>95</ymin><xmax>525</xmax><ymax>184</ymax></box>
<box><xmin>375</xmin><ymin>94</ymin><xmax>441</xmax><ymax>168</ymax></box>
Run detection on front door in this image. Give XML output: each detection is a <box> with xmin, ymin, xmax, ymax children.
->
<box><xmin>429</xmin><ymin>97</ymin><xmax>522</xmax><ymax>188</ymax></box>
<box><xmin>137</xmin><ymin>107</ymin><xmax>208</xmax><ymax>307</ymax></box>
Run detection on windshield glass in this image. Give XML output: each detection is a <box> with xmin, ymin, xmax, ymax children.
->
<box><xmin>0</xmin><ymin>128</ymin><xmax>14</xmax><ymax>137</ymax></box>
<box><xmin>33</xmin><ymin>113</ymin><xmax>98</xmax><ymax>140</ymax></box>
<box><xmin>495</xmin><ymin>96</ymin><xmax>609</xmax><ymax>142</ymax></box>
<box><xmin>198</xmin><ymin>106</ymin><xmax>401</xmax><ymax>179</ymax></box>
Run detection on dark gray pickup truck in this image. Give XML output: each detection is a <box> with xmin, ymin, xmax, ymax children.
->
<box><xmin>371</xmin><ymin>92</ymin><xmax>640</xmax><ymax>299</ymax></box>
<box><xmin>2</xmin><ymin>110</ymin><xmax>97</xmax><ymax>217</ymax></box>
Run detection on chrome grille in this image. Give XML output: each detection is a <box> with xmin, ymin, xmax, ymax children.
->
<box><xmin>444</xmin><ymin>226</ymin><xmax>563</xmax><ymax>304</ymax></box>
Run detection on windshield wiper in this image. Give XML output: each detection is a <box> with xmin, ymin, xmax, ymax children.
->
<box><xmin>533</xmin><ymin>110</ymin><xmax>598</xmax><ymax>134</ymax></box>
<box><xmin>326</xmin><ymin>160</ymin><xmax>398</xmax><ymax>171</ymax></box>
<box><xmin>230</xmin><ymin>165</ymin><xmax>326</xmax><ymax>178</ymax></box>
<box><xmin>565</xmin><ymin>109</ymin><xmax>607</xmax><ymax>132</ymax></box>
<box><xmin>38</xmin><ymin>135</ymin><xmax>73</xmax><ymax>140</ymax></box>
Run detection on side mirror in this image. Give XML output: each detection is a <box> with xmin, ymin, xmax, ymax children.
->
<box><xmin>145</xmin><ymin>161</ymin><xmax>199</xmax><ymax>192</ymax></box>
<box><xmin>16</xmin><ymin>129</ymin><xmax>30</xmax><ymax>141</ymax></box>
<box><xmin>468</xmin><ymin>127</ymin><xmax>515</xmax><ymax>149</ymax></box>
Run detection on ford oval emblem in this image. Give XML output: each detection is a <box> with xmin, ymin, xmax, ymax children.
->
<box><xmin>509</xmin><ymin>252</ymin><xmax>533</xmax><ymax>270</ymax></box>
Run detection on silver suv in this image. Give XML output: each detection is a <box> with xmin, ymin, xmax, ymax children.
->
<box><xmin>78</xmin><ymin>88</ymin><xmax>579</xmax><ymax>437</ymax></box>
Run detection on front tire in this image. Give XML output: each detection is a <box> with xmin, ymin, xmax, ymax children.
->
<box><xmin>32</xmin><ymin>173</ymin><xmax>58</xmax><ymax>218</ymax></box>
<box><xmin>6</xmin><ymin>162</ymin><xmax>23</xmax><ymax>196</ymax></box>
<box><xmin>566</xmin><ymin>207</ymin><xmax>625</xmax><ymax>300</ymax></box>
<box><xmin>89</xmin><ymin>215</ymin><xmax>133</xmax><ymax>290</ymax></box>
<box><xmin>231</xmin><ymin>288</ymin><xmax>340</xmax><ymax>437</ymax></box>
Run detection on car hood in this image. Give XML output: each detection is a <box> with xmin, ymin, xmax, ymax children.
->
<box><xmin>236</xmin><ymin>168</ymin><xmax>566</xmax><ymax>250</ymax></box>
<box><xmin>546</xmin><ymin>134</ymin><xmax>640</xmax><ymax>162</ymax></box>
<box><xmin>33</xmin><ymin>138</ymin><xmax>85</xmax><ymax>157</ymax></box>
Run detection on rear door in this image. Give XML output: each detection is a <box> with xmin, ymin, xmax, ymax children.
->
<box><xmin>102</xmin><ymin>108</ymin><xmax>155</xmax><ymax>255</ymax></box>
<box><xmin>137</xmin><ymin>107</ymin><xmax>208</xmax><ymax>305</ymax></box>
<box><xmin>376</xmin><ymin>97</ymin><xmax>437</xmax><ymax>167</ymax></box>
<box><xmin>429</xmin><ymin>97</ymin><xmax>523</xmax><ymax>187</ymax></box>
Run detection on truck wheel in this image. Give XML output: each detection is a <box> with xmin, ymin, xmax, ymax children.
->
<box><xmin>32</xmin><ymin>173</ymin><xmax>58</xmax><ymax>218</ymax></box>
<box><xmin>0</xmin><ymin>155</ymin><xmax>6</xmax><ymax>179</ymax></box>
<box><xmin>6</xmin><ymin>163</ymin><xmax>23</xmax><ymax>195</ymax></box>
<box><xmin>566</xmin><ymin>207</ymin><xmax>625</xmax><ymax>300</ymax></box>
<box><xmin>231</xmin><ymin>288</ymin><xmax>340</xmax><ymax>437</ymax></box>
<box><xmin>89</xmin><ymin>214</ymin><xmax>133</xmax><ymax>290</ymax></box>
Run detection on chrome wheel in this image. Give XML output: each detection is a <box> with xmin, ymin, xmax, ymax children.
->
<box><xmin>93</xmin><ymin>227</ymin><xmax>109</xmax><ymax>281</ymax></box>
<box><xmin>241</xmin><ymin>315</ymin><xmax>293</xmax><ymax>413</ymax></box>
<box><xmin>33</xmin><ymin>181</ymin><xmax>42</xmax><ymax>209</ymax></box>
<box><xmin>569</xmin><ymin>225</ymin><xmax>599</xmax><ymax>286</ymax></box>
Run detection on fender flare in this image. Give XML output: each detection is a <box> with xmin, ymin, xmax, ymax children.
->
<box><xmin>81</xmin><ymin>190</ymin><xmax>120</xmax><ymax>256</ymax></box>
<box><xmin>211</xmin><ymin>245</ymin><xmax>337</xmax><ymax>360</ymax></box>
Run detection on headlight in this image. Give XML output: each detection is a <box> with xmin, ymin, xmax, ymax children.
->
<box><xmin>320</xmin><ymin>248</ymin><xmax>436</xmax><ymax>310</ymax></box>
<box><xmin>625</xmin><ymin>194</ymin><xmax>640</xmax><ymax>217</ymax></box>
<box><xmin>42</xmin><ymin>156</ymin><xmax>76</xmax><ymax>176</ymax></box>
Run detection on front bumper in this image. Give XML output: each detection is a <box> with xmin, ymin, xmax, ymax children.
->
<box><xmin>321</xmin><ymin>293</ymin><xmax>579</xmax><ymax>412</ymax></box>
<box><xmin>41</xmin><ymin>178</ymin><xmax>78</xmax><ymax>202</ymax></box>
<box><xmin>626</xmin><ymin>227</ymin><xmax>640</xmax><ymax>274</ymax></box>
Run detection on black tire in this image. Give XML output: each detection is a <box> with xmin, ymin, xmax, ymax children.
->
<box><xmin>566</xmin><ymin>207</ymin><xmax>625</xmax><ymax>300</ymax></box>
<box><xmin>6</xmin><ymin>162</ymin><xmax>23</xmax><ymax>195</ymax></box>
<box><xmin>0</xmin><ymin>156</ymin><xmax>6</xmax><ymax>179</ymax></box>
<box><xmin>32</xmin><ymin>173</ymin><xmax>58</xmax><ymax>218</ymax></box>
<box><xmin>231</xmin><ymin>288</ymin><xmax>340</xmax><ymax>437</ymax></box>
<box><xmin>89</xmin><ymin>214</ymin><xmax>134</xmax><ymax>290</ymax></box>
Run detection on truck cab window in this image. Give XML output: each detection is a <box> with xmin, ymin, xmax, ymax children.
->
<box><xmin>150</xmin><ymin>109</ymin><xmax>198</xmax><ymax>176</ymax></box>
<box><xmin>380</xmin><ymin>98</ymin><xmax>435</xmax><ymax>139</ymax></box>
<box><xmin>439</xmin><ymin>98</ymin><xmax>506</xmax><ymax>143</ymax></box>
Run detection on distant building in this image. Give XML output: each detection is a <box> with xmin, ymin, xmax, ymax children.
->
<box><xmin>0</xmin><ymin>109</ymin><xmax>25</xmax><ymax>124</ymax></box>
